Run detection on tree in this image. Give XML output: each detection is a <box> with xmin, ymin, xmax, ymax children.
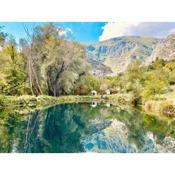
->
<box><xmin>164</xmin><ymin>61</ymin><xmax>175</xmax><ymax>85</ymax></box>
<box><xmin>99</xmin><ymin>78</ymin><xmax>111</xmax><ymax>94</ymax></box>
<box><xmin>3</xmin><ymin>39</ymin><xmax>27</xmax><ymax>95</ymax></box>
<box><xmin>0</xmin><ymin>26</ymin><xmax>7</xmax><ymax>46</ymax></box>
<box><xmin>79</xmin><ymin>75</ymin><xmax>100</xmax><ymax>93</ymax></box>
<box><xmin>0</xmin><ymin>27</ymin><xmax>8</xmax><ymax>93</ymax></box>
<box><xmin>21</xmin><ymin>23</ymin><xmax>90</xmax><ymax>96</ymax></box>
<box><xmin>142</xmin><ymin>72</ymin><xmax>167</xmax><ymax>100</ymax></box>
<box><xmin>21</xmin><ymin>25</ymin><xmax>44</xmax><ymax>96</ymax></box>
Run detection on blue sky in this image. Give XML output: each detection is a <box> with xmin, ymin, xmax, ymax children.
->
<box><xmin>0</xmin><ymin>22</ymin><xmax>106</xmax><ymax>43</ymax></box>
<box><xmin>1</xmin><ymin>22</ymin><xmax>175</xmax><ymax>43</ymax></box>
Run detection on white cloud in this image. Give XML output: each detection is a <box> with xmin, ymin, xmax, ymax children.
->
<box><xmin>99</xmin><ymin>22</ymin><xmax>140</xmax><ymax>41</ymax></box>
<box><xmin>59</xmin><ymin>27</ymin><xmax>73</xmax><ymax>37</ymax></box>
<box><xmin>99</xmin><ymin>22</ymin><xmax>175</xmax><ymax>41</ymax></box>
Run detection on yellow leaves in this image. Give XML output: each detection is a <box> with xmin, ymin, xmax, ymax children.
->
<box><xmin>0</xmin><ymin>49</ymin><xmax>12</xmax><ymax>75</ymax></box>
<box><xmin>164</xmin><ymin>62</ymin><xmax>175</xmax><ymax>72</ymax></box>
<box><xmin>45</xmin><ymin>34</ymin><xmax>57</xmax><ymax>45</ymax></box>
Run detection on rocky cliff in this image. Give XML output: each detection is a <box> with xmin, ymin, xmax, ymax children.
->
<box><xmin>86</xmin><ymin>36</ymin><xmax>160</xmax><ymax>76</ymax></box>
<box><xmin>150</xmin><ymin>34</ymin><xmax>175</xmax><ymax>62</ymax></box>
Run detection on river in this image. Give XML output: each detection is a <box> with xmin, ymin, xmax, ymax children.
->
<box><xmin>0</xmin><ymin>102</ymin><xmax>175</xmax><ymax>153</ymax></box>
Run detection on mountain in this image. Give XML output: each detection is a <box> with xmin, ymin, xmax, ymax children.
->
<box><xmin>150</xmin><ymin>34</ymin><xmax>175</xmax><ymax>62</ymax></box>
<box><xmin>86</xmin><ymin>36</ymin><xmax>160</xmax><ymax>75</ymax></box>
<box><xmin>87</xmin><ymin>60</ymin><xmax>113</xmax><ymax>76</ymax></box>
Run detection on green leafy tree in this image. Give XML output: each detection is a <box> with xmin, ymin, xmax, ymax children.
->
<box><xmin>80</xmin><ymin>75</ymin><xmax>100</xmax><ymax>93</ymax></box>
<box><xmin>3</xmin><ymin>40</ymin><xmax>27</xmax><ymax>95</ymax></box>
<box><xmin>21</xmin><ymin>23</ymin><xmax>90</xmax><ymax>96</ymax></box>
<box><xmin>142</xmin><ymin>72</ymin><xmax>167</xmax><ymax>100</ymax></box>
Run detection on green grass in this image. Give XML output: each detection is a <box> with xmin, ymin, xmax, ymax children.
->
<box><xmin>0</xmin><ymin>95</ymin><xmax>101</xmax><ymax>107</ymax></box>
<box><xmin>0</xmin><ymin>95</ymin><xmax>102</xmax><ymax>114</ymax></box>
<box><xmin>141</xmin><ymin>85</ymin><xmax>175</xmax><ymax>119</ymax></box>
<box><xmin>0</xmin><ymin>94</ymin><xmax>135</xmax><ymax>114</ymax></box>
<box><xmin>161</xmin><ymin>89</ymin><xmax>175</xmax><ymax>104</ymax></box>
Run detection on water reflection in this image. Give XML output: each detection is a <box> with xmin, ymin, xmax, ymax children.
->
<box><xmin>0</xmin><ymin>103</ymin><xmax>175</xmax><ymax>153</ymax></box>
<box><xmin>91</xmin><ymin>101</ymin><xmax>97</xmax><ymax>108</ymax></box>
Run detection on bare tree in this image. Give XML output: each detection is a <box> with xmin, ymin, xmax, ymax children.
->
<box><xmin>23</xmin><ymin>24</ymin><xmax>43</xmax><ymax>96</ymax></box>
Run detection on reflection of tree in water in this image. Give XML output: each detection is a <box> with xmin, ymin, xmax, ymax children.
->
<box><xmin>17</xmin><ymin>104</ymin><xmax>89</xmax><ymax>152</ymax></box>
<box><xmin>19</xmin><ymin>104</ymin><xmax>116</xmax><ymax>152</ymax></box>
<box><xmin>143</xmin><ymin>115</ymin><xmax>175</xmax><ymax>144</ymax></box>
<box><xmin>0</xmin><ymin>110</ymin><xmax>25</xmax><ymax>152</ymax></box>
<box><xmin>127</xmin><ymin>112</ymin><xmax>147</xmax><ymax>149</ymax></box>
<box><xmin>109</xmin><ymin>106</ymin><xmax>175</xmax><ymax>150</ymax></box>
<box><xmin>1</xmin><ymin>103</ymin><xmax>175</xmax><ymax>152</ymax></box>
<box><xmin>41</xmin><ymin>104</ymin><xmax>85</xmax><ymax>153</ymax></box>
<box><xmin>0</xmin><ymin>104</ymin><xmax>108</xmax><ymax>153</ymax></box>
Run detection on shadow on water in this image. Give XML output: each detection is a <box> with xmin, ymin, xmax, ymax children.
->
<box><xmin>1</xmin><ymin>103</ymin><xmax>175</xmax><ymax>153</ymax></box>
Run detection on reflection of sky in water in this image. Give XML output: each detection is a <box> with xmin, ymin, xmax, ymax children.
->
<box><xmin>1</xmin><ymin>103</ymin><xmax>175</xmax><ymax>153</ymax></box>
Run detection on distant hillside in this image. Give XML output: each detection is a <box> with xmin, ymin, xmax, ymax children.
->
<box><xmin>86</xmin><ymin>36</ymin><xmax>160</xmax><ymax>75</ymax></box>
<box><xmin>88</xmin><ymin>60</ymin><xmax>113</xmax><ymax>77</ymax></box>
<box><xmin>150</xmin><ymin>34</ymin><xmax>175</xmax><ymax>62</ymax></box>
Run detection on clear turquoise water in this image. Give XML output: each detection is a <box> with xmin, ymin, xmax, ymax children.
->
<box><xmin>0</xmin><ymin>103</ymin><xmax>175</xmax><ymax>153</ymax></box>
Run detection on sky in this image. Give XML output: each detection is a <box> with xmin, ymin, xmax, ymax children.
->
<box><xmin>1</xmin><ymin>22</ymin><xmax>175</xmax><ymax>43</ymax></box>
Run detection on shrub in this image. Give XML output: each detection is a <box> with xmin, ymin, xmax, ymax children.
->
<box><xmin>0</xmin><ymin>95</ymin><xmax>5</xmax><ymax>107</ymax></box>
<box><xmin>160</xmin><ymin>101</ymin><xmax>175</xmax><ymax>117</ymax></box>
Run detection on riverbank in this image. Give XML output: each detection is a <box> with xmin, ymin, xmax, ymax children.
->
<box><xmin>0</xmin><ymin>94</ymin><xmax>134</xmax><ymax>113</ymax></box>
<box><xmin>0</xmin><ymin>95</ymin><xmax>98</xmax><ymax>108</ymax></box>
<box><xmin>142</xmin><ymin>87</ymin><xmax>175</xmax><ymax>118</ymax></box>
<box><xmin>143</xmin><ymin>99</ymin><xmax>175</xmax><ymax>118</ymax></box>
<box><xmin>0</xmin><ymin>95</ymin><xmax>97</xmax><ymax>114</ymax></box>
<box><xmin>1</xmin><ymin>94</ymin><xmax>175</xmax><ymax>118</ymax></box>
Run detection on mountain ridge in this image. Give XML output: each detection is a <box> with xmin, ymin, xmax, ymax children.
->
<box><xmin>86</xmin><ymin>35</ymin><xmax>166</xmax><ymax>76</ymax></box>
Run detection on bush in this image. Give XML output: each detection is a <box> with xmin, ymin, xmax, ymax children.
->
<box><xmin>160</xmin><ymin>101</ymin><xmax>175</xmax><ymax>117</ymax></box>
<box><xmin>0</xmin><ymin>95</ymin><xmax>5</xmax><ymax>107</ymax></box>
<box><xmin>144</xmin><ymin>100</ymin><xmax>175</xmax><ymax>118</ymax></box>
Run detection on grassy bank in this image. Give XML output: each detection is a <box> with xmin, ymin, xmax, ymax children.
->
<box><xmin>142</xmin><ymin>86</ymin><xmax>175</xmax><ymax>118</ymax></box>
<box><xmin>0</xmin><ymin>95</ymin><xmax>101</xmax><ymax>108</ymax></box>
<box><xmin>2</xmin><ymin>93</ymin><xmax>175</xmax><ymax>119</ymax></box>
<box><xmin>0</xmin><ymin>94</ymin><xmax>135</xmax><ymax>113</ymax></box>
<box><xmin>143</xmin><ymin>99</ymin><xmax>175</xmax><ymax>119</ymax></box>
<box><xmin>0</xmin><ymin>95</ymin><xmax>101</xmax><ymax>114</ymax></box>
